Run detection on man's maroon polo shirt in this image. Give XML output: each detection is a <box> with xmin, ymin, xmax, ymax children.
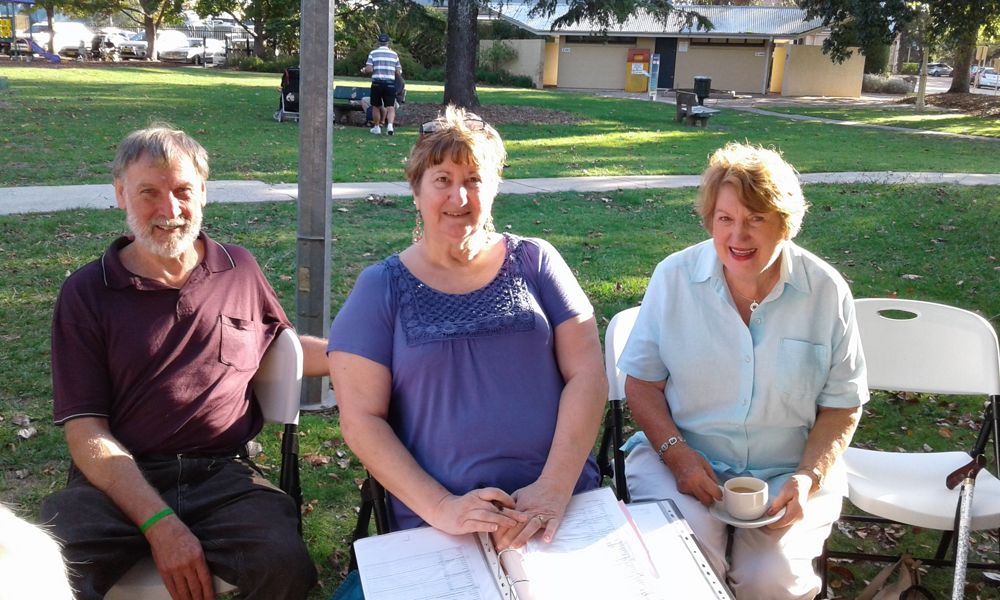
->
<box><xmin>51</xmin><ymin>233</ymin><xmax>291</xmax><ymax>455</ymax></box>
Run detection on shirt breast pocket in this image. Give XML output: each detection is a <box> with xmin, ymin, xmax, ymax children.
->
<box><xmin>773</xmin><ymin>338</ymin><xmax>830</xmax><ymax>419</ymax></box>
<box><xmin>219</xmin><ymin>315</ymin><xmax>259</xmax><ymax>372</ymax></box>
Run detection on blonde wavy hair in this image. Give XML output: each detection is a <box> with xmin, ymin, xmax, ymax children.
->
<box><xmin>695</xmin><ymin>142</ymin><xmax>808</xmax><ymax>239</ymax></box>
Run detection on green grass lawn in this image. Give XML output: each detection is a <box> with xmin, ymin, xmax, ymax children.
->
<box><xmin>1</xmin><ymin>182</ymin><xmax>998</xmax><ymax>598</ymax></box>
<box><xmin>1</xmin><ymin>65</ymin><xmax>998</xmax><ymax>189</ymax></box>
<box><xmin>762</xmin><ymin>105</ymin><xmax>1000</xmax><ymax>139</ymax></box>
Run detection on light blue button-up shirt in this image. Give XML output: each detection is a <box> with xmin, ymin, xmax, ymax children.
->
<box><xmin>619</xmin><ymin>239</ymin><xmax>868</xmax><ymax>488</ymax></box>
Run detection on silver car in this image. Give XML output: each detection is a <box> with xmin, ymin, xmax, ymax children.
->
<box><xmin>159</xmin><ymin>37</ymin><xmax>225</xmax><ymax>65</ymax></box>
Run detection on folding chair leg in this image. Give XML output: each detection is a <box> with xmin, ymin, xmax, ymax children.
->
<box><xmin>280</xmin><ymin>423</ymin><xmax>302</xmax><ymax>533</ymax></box>
<box><xmin>817</xmin><ymin>542</ymin><xmax>829</xmax><ymax>599</ymax></box>
<box><xmin>612</xmin><ymin>399</ymin><xmax>630</xmax><ymax>503</ymax></box>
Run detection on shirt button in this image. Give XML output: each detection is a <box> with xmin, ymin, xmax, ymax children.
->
<box><xmin>753</xmin><ymin>318</ymin><xmax>761</xmax><ymax>325</ymax></box>
<box><xmin>744</xmin><ymin>355</ymin><xmax>751</xmax><ymax>363</ymax></box>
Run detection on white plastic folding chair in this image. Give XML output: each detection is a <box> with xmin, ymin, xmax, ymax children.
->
<box><xmin>105</xmin><ymin>328</ymin><xmax>304</xmax><ymax>600</ymax></box>
<box><xmin>597</xmin><ymin>306</ymin><xmax>640</xmax><ymax>502</ymax></box>
<box><xmin>821</xmin><ymin>298</ymin><xmax>1000</xmax><ymax>595</ymax></box>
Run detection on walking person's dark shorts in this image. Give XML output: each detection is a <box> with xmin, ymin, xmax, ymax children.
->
<box><xmin>370</xmin><ymin>80</ymin><xmax>396</xmax><ymax>108</ymax></box>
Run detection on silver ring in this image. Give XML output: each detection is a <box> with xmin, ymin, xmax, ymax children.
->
<box><xmin>533</xmin><ymin>514</ymin><xmax>549</xmax><ymax>525</ymax></box>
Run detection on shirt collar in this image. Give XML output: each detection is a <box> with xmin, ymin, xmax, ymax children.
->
<box><xmin>690</xmin><ymin>239</ymin><xmax>811</xmax><ymax>298</ymax></box>
<box><xmin>100</xmin><ymin>232</ymin><xmax>233</xmax><ymax>289</ymax></box>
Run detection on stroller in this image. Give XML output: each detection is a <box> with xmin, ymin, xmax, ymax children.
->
<box><xmin>274</xmin><ymin>67</ymin><xmax>300</xmax><ymax>123</ymax></box>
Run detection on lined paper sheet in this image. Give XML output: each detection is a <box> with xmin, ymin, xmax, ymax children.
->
<box><xmin>514</xmin><ymin>487</ymin><xmax>667</xmax><ymax>600</ymax></box>
<box><xmin>355</xmin><ymin>527</ymin><xmax>505</xmax><ymax>600</ymax></box>
<box><xmin>627</xmin><ymin>501</ymin><xmax>732</xmax><ymax>599</ymax></box>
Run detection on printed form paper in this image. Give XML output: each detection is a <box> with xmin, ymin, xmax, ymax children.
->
<box><xmin>515</xmin><ymin>487</ymin><xmax>668</xmax><ymax>600</ymax></box>
<box><xmin>354</xmin><ymin>527</ymin><xmax>504</xmax><ymax>600</ymax></box>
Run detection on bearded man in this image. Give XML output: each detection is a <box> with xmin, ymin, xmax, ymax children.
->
<box><xmin>41</xmin><ymin>124</ymin><xmax>327</xmax><ymax>600</ymax></box>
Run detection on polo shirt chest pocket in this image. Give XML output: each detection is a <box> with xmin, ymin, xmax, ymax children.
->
<box><xmin>773</xmin><ymin>338</ymin><xmax>830</xmax><ymax>416</ymax></box>
<box><xmin>219</xmin><ymin>315</ymin><xmax>260</xmax><ymax>372</ymax></box>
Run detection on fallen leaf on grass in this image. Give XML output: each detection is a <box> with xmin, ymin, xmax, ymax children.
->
<box><xmin>15</xmin><ymin>469</ymin><xmax>29</xmax><ymax>479</ymax></box>
<box><xmin>17</xmin><ymin>426</ymin><xmax>36</xmax><ymax>440</ymax></box>
<box><xmin>938</xmin><ymin>427</ymin><xmax>952</xmax><ymax>438</ymax></box>
<box><xmin>12</xmin><ymin>415</ymin><xmax>30</xmax><ymax>427</ymax></box>
<box><xmin>901</xmin><ymin>274</ymin><xmax>922</xmax><ymax>280</ymax></box>
<box><xmin>303</xmin><ymin>452</ymin><xmax>330</xmax><ymax>466</ymax></box>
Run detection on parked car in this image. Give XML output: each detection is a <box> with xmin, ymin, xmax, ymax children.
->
<box><xmin>926</xmin><ymin>62</ymin><xmax>953</xmax><ymax>77</ymax></box>
<box><xmin>159</xmin><ymin>37</ymin><xmax>225</xmax><ymax>65</ymax></box>
<box><xmin>17</xmin><ymin>22</ymin><xmax>93</xmax><ymax>57</ymax></box>
<box><xmin>975</xmin><ymin>67</ymin><xmax>999</xmax><ymax>89</ymax></box>
<box><xmin>119</xmin><ymin>29</ymin><xmax>188</xmax><ymax>60</ymax></box>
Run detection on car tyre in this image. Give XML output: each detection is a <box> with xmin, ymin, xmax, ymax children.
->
<box><xmin>193</xmin><ymin>54</ymin><xmax>202</xmax><ymax>66</ymax></box>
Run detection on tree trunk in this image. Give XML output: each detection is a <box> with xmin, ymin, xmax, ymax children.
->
<box><xmin>45</xmin><ymin>7</ymin><xmax>55</xmax><ymax>54</ymax></box>
<box><xmin>253</xmin><ymin>15</ymin><xmax>265</xmax><ymax>59</ymax></box>
<box><xmin>443</xmin><ymin>0</ymin><xmax>479</xmax><ymax>109</ymax></box>
<box><xmin>144</xmin><ymin>16</ymin><xmax>156</xmax><ymax>61</ymax></box>
<box><xmin>916</xmin><ymin>54</ymin><xmax>927</xmax><ymax>110</ymax></box>
<box><xmin>947</xmin><ymin>31</ymin><xmax>976</xmax><ymax>93</ymax></box>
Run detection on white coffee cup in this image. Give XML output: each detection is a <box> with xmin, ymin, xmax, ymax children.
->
<box><xmin>723</xmin><ymin>476</ymin><xmax>768</xmax><ymax>520</ymax></box>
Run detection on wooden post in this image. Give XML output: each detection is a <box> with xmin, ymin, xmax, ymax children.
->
<box><xmin>297</xmin><ymin>0</ymin><xmax>335</xmax><ymax>410</ymax></box>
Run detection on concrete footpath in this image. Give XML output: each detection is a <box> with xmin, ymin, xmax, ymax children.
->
<box><xmin>3</xmin><ymin>172</ymin><xmax>1000</xmax><ymax>215</ymax></box>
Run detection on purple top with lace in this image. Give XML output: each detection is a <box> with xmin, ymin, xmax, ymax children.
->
<box><xmin>328</xmin><ymin>234</ymin><xmax>601</xmax><ymax>529</ymax></box>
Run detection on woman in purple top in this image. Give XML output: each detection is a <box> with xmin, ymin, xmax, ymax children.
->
<box><xmin>327</xmin><ymin>106</ymin><xmax>605</xmax><ymax>550</ymax></box>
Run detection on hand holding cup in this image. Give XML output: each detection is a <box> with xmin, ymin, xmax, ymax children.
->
<box><xmin>722</xmin><ymin>477</ymin><xmax>768</xmax><ymax>520</ymax></box>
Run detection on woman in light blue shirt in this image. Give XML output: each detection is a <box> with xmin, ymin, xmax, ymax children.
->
<box><xmin>619</xmin><ymin>142</ymin><xmax>869</xmax><ymax>600</ymax></box>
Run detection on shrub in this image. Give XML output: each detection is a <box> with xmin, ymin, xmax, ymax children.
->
<box><xmin>229</xmin><ymin>55</ymin><xmax>298</xmax><ymax>73</ymax></box>
<box><xmin>863</xmin><ymin>43</ymin><xmax>891</xmax><ymax>75</ymax></box>
<box><xmin>862</xmin><ymin>73</ymin><xmax>915</xmax><ymax>94</ymax></box>
<box><xmin>333</xmin><ymin>46</ymin><xmax>370</xmax><ymax>77</ymax></box>
<box><xmin>333</xmin><ymin>46</ymin><xmax>430</xmax><ymax>81</ymax></box>
<box><xmin>423</xmin><ymin>66</ymin><xmax>445</xmax><ymax>82</ymax></box>
<box><xmin>475</xmin><ymin>68</ymin><xmax>534</xmax><ymax>88</ymax></box>
<box><xmin>478</xmin><ymin>41</ymin><xmax>518</xmax><ymax>72</ymax></box>
<box><xmin>900</xmin><ymin>62</ymin><xmax>920</xmax><ymax>75</ymax></box>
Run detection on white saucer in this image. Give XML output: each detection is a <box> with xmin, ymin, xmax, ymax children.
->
<box><xmin>709</xmin><ymin>503</ymin><xmax>786</xmax><ymax>528</ymax></box>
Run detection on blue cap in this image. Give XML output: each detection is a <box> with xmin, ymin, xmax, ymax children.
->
<box><xmin>378</xmin><ymin>33</ymin><xmax>389</xmax><ymax>44</ymax></box>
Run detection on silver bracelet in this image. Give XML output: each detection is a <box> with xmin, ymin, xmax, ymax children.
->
<box><xmin>657</xmin><ymin>435</ymin><xmax>686</xmax><ymax>463</ymax></box>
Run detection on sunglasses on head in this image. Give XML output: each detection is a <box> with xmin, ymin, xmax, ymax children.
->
<box><xmin>419</xmin><ymin>117</ymin><xmax>488</xmax><ymax>136</ymax></box>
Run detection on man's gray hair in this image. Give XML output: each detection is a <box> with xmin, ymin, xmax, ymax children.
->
<box><xmin>111</xmin><ymin>123</ymin><xmax>210</xmax><ymax>181</ymax></box>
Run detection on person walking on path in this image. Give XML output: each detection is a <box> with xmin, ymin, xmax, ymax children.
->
<box><xmin>361</xmin><ymin>33</ymin><xmax>402</xmax><ymax>136</ymax></box>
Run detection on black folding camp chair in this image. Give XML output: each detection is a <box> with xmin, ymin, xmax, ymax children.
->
<box><xmin>274</xmin><ymin>66</ymin><xmax>300</xmax><ymax>122</ymax></box>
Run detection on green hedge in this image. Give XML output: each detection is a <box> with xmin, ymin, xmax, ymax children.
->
<box><xmin>900</xmin><ymin>62</ymin><xmax>920</xmax><ymax>75</ymax></box>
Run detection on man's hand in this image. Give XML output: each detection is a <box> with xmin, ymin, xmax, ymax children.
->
<box><xmin>766</xmin><ymin>473</ymin><xmax>811</xmax><ymax>529</ymax></box>
<box><xmin>664</xmin><ymin>445</ymin><xmax>722</xmax><ymax>506</ymax></box>
<box><xmin>145</xmin><ymin>515</ymin><xmax>215</xmax><ymax>600</ymax></box>
<box><xmin>428</xmin><ymin>488</ymin><xmax>528</xmax><ymax>536</ymax></box>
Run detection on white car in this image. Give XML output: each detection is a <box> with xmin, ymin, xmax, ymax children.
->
<box><xmin>975</xmin><ymin>67</ymin><xmax>999</xmax><ymax>89</ymax></box>
<box><xmin>19</xmin><ymin>22</ymin><xmax>93</xmax><ymax>57</ymax></box>
<box><xmin>119</xmin><ymin>29</ymin><xmax>188</xmax><ymax>60</ymax></box>
<box><xmin>159</xmin><ymin>37</ymin><xmax>225</xmax><ymax>65</ymax></box>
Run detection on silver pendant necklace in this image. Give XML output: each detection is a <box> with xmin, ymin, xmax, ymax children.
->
<box><xmin>731</xmin><ymin>289</ymin><xmax>760</xmax><ymax>312</ymax></box>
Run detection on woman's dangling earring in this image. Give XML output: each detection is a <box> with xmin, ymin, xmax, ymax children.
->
<box><xmin>412</xmin><ymin>211</ymin><xmax>424</xmax><ymax>243</ymax></box>
<box><xmin>484</xmin><ymin>215</ymin><xmax>495</xmax><ymax>234</ymax></box>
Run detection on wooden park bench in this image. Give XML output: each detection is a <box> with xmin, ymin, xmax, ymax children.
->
<box><xmin>333</xmin><ymin>85</ymin><xmax>368</xmax><ymax>123</ymax></box>
<box><xmin>675</xmin><ymin>90</ymin><xmax>720</xmax><ymax>127</ymax></box>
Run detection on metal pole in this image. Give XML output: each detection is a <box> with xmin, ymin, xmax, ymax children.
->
<box><xmin>297</xmin><ymin>0</ymin><xmax>335</xmax><ymax>410</ymax></box>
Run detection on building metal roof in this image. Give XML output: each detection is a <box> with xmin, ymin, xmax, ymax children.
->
<box><xmin>483</xmin><ymin>3</ymin><xmax>825</xmax><ymax>39</ymax></box>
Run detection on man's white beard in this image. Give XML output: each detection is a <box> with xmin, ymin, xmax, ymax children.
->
<box><xmin>127</xmin><ymin>211</ymin><xmax>201</xmax><ymax>258</ymax></box>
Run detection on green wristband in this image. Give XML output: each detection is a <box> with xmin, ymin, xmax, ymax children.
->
<box><xmin>139</xmin><ymin>507</ymin><xmax>174</xmax><ymax>533</ymax></box>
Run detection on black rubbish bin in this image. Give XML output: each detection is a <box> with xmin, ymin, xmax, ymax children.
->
<box><xmin>693</xmin><ymin>76</ymin><xmax>711</xmax><ymax>105</ymax></box>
